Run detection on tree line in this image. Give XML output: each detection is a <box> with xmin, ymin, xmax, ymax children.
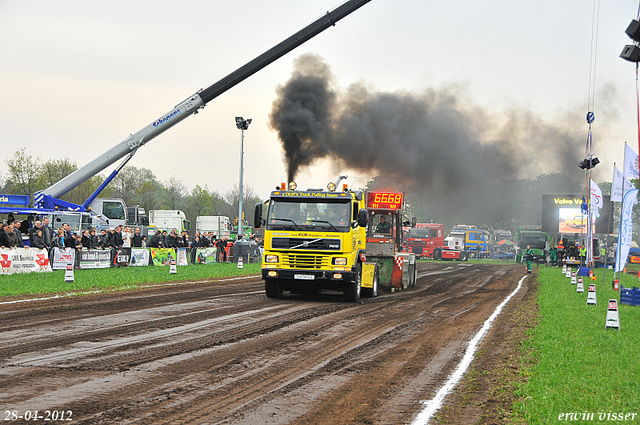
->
<box><xmin>3</xmin><ymin>147</ymin><xmax>635</xmax><ymax>238</ymax></box>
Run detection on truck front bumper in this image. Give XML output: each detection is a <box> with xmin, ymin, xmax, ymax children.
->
<box><xmin>262</xmin><ymin>268</ymin><xmax>355</xmax><ymax>282</ymax></box>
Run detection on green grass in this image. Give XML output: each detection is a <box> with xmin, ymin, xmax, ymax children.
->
<box><xmin>514</xmin><ymin>266</ymin><xmax>640</xmax><ymax>424</ymax></box>
<box><xmin>0</xmin><ymin>263</ymin><xmax>262</xmax><ymax>298</ymax></box>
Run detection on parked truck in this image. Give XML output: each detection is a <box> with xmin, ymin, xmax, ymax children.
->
<box><xmin>254</xmin><ymin>179</ymin><xmax>416</xmax><ymax>302</ymax></box>
<box><xmin>436</xmin><ymin>225</ymin><xmax>491</xmax><ymax>261</ymax></box>
<box><xmin>148</xmin><ymin>210</ymin><xmax>191</xmax><ymax>234</ymax></box>
<box><xmin>403</xmin><ymin>223</ymin><xmax>445</xmax><ymax>259</ymax></box>
<box><xmin>515</xmin><ymin>225</ymin><xmax>547</xmax><ymax>263</ymax></box>
<box><xmin>196</xmin><ymin>215</ymin><xmax>231</xmax><ymax>239</ymax></box>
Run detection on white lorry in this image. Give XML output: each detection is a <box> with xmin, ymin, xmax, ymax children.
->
<box><xmin>196</xmin><ymin>216</ymin><xmax>231</xmax><ymax>239</ymax></box>
<box><xmin>148</xmin><ymin>210</ymin><xmax>191</xmax><ymax>234</ymax></box>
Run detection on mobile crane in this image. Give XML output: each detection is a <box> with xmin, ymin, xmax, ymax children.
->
<box><xmin>1</xmin><ymin>1</ymin><xmax>373</xmax><ymax>234</ymax></box>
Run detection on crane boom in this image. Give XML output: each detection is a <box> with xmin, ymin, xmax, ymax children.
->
<box><xmin>36</xmin><ymin>0</ymin><xmax>372</xmax><ymax>209</ymax></box>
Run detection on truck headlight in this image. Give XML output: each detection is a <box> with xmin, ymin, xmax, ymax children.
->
<box><xmin>333</xmin><ymin>257</ymin><xmax>347</xmax><ymax>266</ymax></box>
<box><xmin>265</xmin><ymin>255</ymin><xmax>279</xmax><ymax>263</ymax></box>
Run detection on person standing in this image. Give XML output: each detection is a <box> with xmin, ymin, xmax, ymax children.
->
<box><xmin>122</xmin><ymin>226</ymin><xmax>132</xmax><ymax>248</ymax></box>
<box><xmin>81</xmin><ymin>230</ymin><xmax>91</xmax><ymax>249</ymax></box>
<box><xmin>132</xmin><ymin>227</ymin><xmax>143</xmax><ymax>248</ymax></box>
<box><xmin>216</xmin><ymin>236</ymin><xmax>228</xmax><ymax>262</ymax></box>
<box><xmin>113</xmin><ymin>226</ymin><xmax>124</xmax><ymax>248</ymax></box>
<box><xmin>6</xmin><ymin>224</ymin><xmax>24</xmax><ymax>248</ymax></box>
<box><xmin>42</xmin><ymin>217</ymin><xmax>54</xmax><ymax>247</ymax></box>
<box><xmin>0</xmin><ymin>223</ymin><xmax>10</xmax><ymax>248</ymax></box>
<box><xmin>89</xmin><ymin>228</ymin><xmax>100</xmax><ymax>249</ymax></box>
<box><xmin>31</xmin><ymin>229</ymin><xmax>47</xmax><ymax>249</ymax></box>
<box><xmin>525</xmin><ymin>245</ymin><xmax>534</xmax><ymax>274</ymax></box>
<box><xmin>29</xmin><ymin>220</ymin><xmax>42</xmax><ymax>246</ymax></box>
<box><xmin>549</xmin><ymin>245</ymin><xmax>557</xmax><ymax>267</ymax></box>
<box><xmin>62</xmin><ymin>223</ymin><xmax>72</xmax><ymax>238</ymax></box>
<box><xmin>148</xmin><ymin>231</ymin><xmax>161</xmax><ymax>248</ymax></box>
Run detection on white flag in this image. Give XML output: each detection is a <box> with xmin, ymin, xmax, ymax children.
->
<box><xmin>624</xmin><ymin>143</ymin><xmax>639</xmax><ymax>179</ymax></box>
<box><xmin>590</xmin><ymin>180</ymin><xmax>602</xmax><ymax>219</ymax></box>
<box><xmin>611</xmin><ymin>165</ymin><xmax>624</xmax><ymax>202</ymax></box>
<box><xmin>616</xmin><ymin>188</ymin><xmax>639</xmax><ymax>273</ymax></box>
<box><xmin>590</xmin><ymin>179</ymin><xmax>603</xmax><ymax>208</ymax></box>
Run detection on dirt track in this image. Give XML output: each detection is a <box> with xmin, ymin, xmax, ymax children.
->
<box><xmin>0</xmin><ymin>262</ymin><xmax>530</xmax><ymax>424</ymax></box>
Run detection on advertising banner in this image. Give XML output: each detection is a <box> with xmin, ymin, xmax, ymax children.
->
<box><xmin>130</xmin><ymin>248</ymin><xmax>150</xmax><ymax>266</ymax></box>
<box><xmin>78</xmin><ymin>249</ymin><xmax>111</xmax><ymax>269</ymax></box>
<box><xmin>150</xmin><ymin>248</ymin><xmax>176</xmax><ymax>266</ymax></box>
<box><xmin>111</xmin><ymin>248</ymin><xmax>131</xmax><ymax>267</ymax></box>
<box><xmin>0</xmin><ymin>248</ymin><xmax>51</xmax><ymax>275</ymax></box>
<box><xmin>615</xmin><ymin>189</ymin><xmax>638</xmax><ymax>273</ymax></box>
<box><xmin>176</xmin><ymin>248</ymin><xmax>189</xmax><ymax>266</ymax></box>
<box><xmin>194</xmin><ymin>248</ymin><xmax>217</xmax><ymax>264</ymax></box>
<box><xmin>51</xmin><ymin>247</ymin><xmax>76</xmax><ymax>270</ymax></box>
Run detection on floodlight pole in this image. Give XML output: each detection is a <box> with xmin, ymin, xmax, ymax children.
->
<box><xmin>235</xmin><ymin>117</ymin><xmax>251</xmax><ymax>238</ymax></box>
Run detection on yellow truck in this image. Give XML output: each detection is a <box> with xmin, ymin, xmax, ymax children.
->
<box><xmin>254</xmin><ymin>180</ymin><xmax>416</xmax><ymax>302</ymax></box>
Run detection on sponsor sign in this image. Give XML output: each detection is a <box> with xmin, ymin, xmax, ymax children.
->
<box><xmin>111</xmin><ymin>248</ymin><xmax>131</xmax><ymax>267</ymax></box>
<box><xmin>0</xmin><ymin>194</ymin><xmax>30</xmax><ymax>206</ymax></box>
<box><xmin>150</xmin><ymin>248</ymin><xmax>176</xmax><ymax>266</ymax></box>
<box><xmin>51</xmin><ymin>248</ymin><xmax>76</xmax><ymax>271</ymax></box>
<box><xmin>78</xmin><ymin>249</ymin><xmax>111</xmax><ymax>269</ymax></box>
<box><xmin>0</xmin><ymin>248</ymin><xmax>51</xmax><ymax>275</ymax></box>
<box><xmin>195</xmin><ymin>248</ymin><xmax>217</xmax><ymax>264</ymax></box>
<box><xmin>176</xmin><ymin>248</ymin><xmax>188</xmax><ymax>266</ymax></box>
<box><xmin>130</xmin><ymin>248</ymin><xmax>150</xmax><ymax>266</ymax></box>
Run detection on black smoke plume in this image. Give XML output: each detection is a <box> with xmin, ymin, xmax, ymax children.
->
<box><xmin>269</xmin><ymin>53</ymin><xmax>588</xmax><ymax>227</ymax></box>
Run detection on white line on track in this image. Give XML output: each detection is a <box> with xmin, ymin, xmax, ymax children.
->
<box><xmin>411</xmin><ymin>274</ymin><xmax>527</xmax><ymax>425</ymax></box>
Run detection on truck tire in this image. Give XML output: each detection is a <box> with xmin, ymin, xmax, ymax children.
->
<box><xmin>265</xmin><ymin>278</ymin><xmax>283</xmax><ymax>298</ymax></box>
<box><xmin>459</xmin><ymin>251</ymin><xmax>468</xmax><ymax>261</ymax></box>
<box><xmin>344</xmin><ymin>263</ymin><xmax>362</xmax><ymax>302</ymax></box>
<box><xmin>362</xmin><ymin>264</ymin><xmax>379</xmax><ymax>298</ymax></box>
<box><xmin>433</xmin><ymin>249</ymin><xmax>442</xmax><ymax>260</ymax></box>
<box><xmin>411</xmin><ymin>263</ymin><xmax>417</xmax><ymax>287</ymax></box>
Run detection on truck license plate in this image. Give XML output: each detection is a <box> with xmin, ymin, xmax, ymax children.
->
<box><xmin>294</xmin><ymin>274</ymin><xmax>315</xmax><ymax>280</ymax></box>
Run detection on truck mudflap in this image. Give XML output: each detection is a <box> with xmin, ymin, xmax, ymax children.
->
<box><xmin>361</xmin><ymin>262</ymin><xmax>377</xmax><ymax>288</ymax></box>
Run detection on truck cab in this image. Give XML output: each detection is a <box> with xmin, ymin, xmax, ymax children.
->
<box><xmin>255</xmin><ymin>181</ymin><xmax>368</xmax><ymax>302</ymax></box>
<box><xmin>404</xmin><ymin>223</ymin><xmax>445</xmax><ymax>259</ymax></box>
<box><xmin>148</xmin><ymin>210</ymin><xmax>191</xmax><ymax>234</ymax></box>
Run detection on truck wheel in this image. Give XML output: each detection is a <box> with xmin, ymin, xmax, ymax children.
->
<box><xmin>265</xmin><ymin>278</ymin><xmax>283</xmax><ymax>298</ymax></box>
<box><xmin>344</xmin><ymin>263</ymin><xmax>362</xmax><ymax>302</ymax></box>
<box><xmin>459</xmin><ymin>251</ymin><xmax>468</xmax><ymax>261</ymax></box>
<box><xmin>433</xmin><ymin>249</ymin><xmax>441</xmax><ymax>260</ymax></box>
<box><xmin>362</xmin><ymin>264</ymin><xmax>379</xmax><ymax>298</ymax></box>
<box><xmin>411</xmin><ymin>263</ymin><xmax>417</xmax><ymax>287</ymax></box>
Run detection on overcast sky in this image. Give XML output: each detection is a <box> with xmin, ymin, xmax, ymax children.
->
<box><xmin>1</xmin><ymin>0</ymin><xmax>638</xmax><ymax>200</ymax></box>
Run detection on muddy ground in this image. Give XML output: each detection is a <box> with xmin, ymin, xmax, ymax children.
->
<box><xmin>0</xmin><ymin>262</ymin><xmax>535</xmax><ymax>424</ymax></box>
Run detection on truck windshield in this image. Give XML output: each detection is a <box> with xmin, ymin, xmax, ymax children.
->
<box><xmin>408</xmin><ymin>229</ymin><xmax>429</xmax><ymax>238</ymax></box>
<box><xmin>266</xmin><ymin>199</ymin><xmax>351</xmax><ymax>232</ymax></box>
<box><xmin>102</xmin><ymin>201</ymin><xmax>125</xmax><ymax>220</ymax></box>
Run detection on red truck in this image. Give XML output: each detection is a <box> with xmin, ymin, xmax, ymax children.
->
<box><xmin>403</xmin><ymin>223</ymin><xmax>444</xmax><ymax>259</ymax></box>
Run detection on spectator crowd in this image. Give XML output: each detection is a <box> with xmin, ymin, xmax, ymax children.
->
<box><xmin>1</xmin><ymin>214</ymin><xmax>264</xmax><ymax>265</ymax></box>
